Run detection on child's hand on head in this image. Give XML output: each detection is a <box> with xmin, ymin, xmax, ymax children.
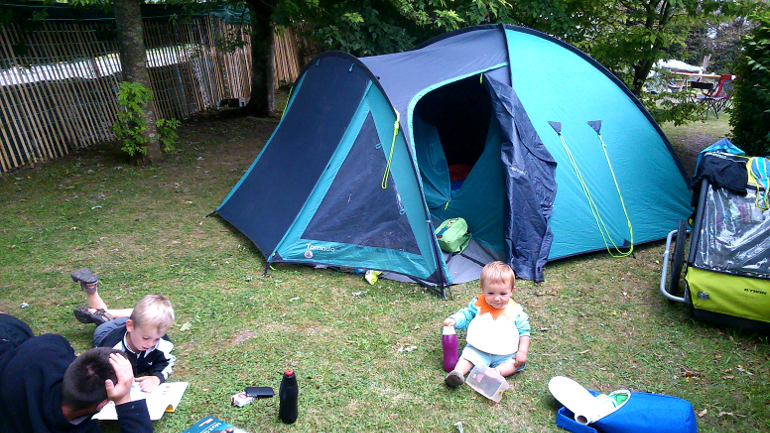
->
<box><xmin>136</xmin><ymin>375</ymin><xmax>161</xmax><ymax>392</ymax></box>
<box><xmin>443</xmin><ymin>318</ymin><xmax>455</xmax><ymax>327</ymax></box>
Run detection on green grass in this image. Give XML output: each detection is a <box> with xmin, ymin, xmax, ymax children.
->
<box><xmin>1</xmin><ymin>113</ymin><xmax>768</xmax><ymax>433</ymax></box>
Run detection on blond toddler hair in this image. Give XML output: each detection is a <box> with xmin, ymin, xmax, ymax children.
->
<box><xmin>480</xmin><ymin>261</ymin><xmax>516</xmax><ymax>290</ymax></box>
<box><xmin>130</xmin><ymin>294</ymin><xmax>175</xmax><ymax>334</ymax></box>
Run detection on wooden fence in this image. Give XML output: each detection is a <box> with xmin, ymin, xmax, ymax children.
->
<box><xmin>0</xmin><ymin>16</ymin><xmax>301</xmax><ymax>173</ymax></box>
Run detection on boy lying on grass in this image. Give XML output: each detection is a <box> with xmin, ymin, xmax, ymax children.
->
<box><xmin>71</xmin><ymin>268</ymin><xmax>176</xmax><ymax>392</ymax></box>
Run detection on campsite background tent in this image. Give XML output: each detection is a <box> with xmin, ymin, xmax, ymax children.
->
<box><xmin>217</xmin><ymin>24</ymin><xmax>692</xmax><ymax>295</ymax></box>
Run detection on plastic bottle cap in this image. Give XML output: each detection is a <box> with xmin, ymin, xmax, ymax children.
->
<box><xmin>286</xmin><ymin>369</ymin><xmax>293</xmax><ymax>375</ymax></box>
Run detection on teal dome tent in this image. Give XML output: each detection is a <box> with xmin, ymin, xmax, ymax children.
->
<box><xmin>217</xmin><ymin>25</ymin><xmax>692</xmax><ymax>297</ymax></box>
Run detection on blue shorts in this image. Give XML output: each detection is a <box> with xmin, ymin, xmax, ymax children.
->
<box><xmin>460</xmin><ymin>344</ymin><xmax>526</xmax><ymax>371</ymax></box>
<box><xmin>93</xmin><ymin>317</ymin><xmax>128</xmax><ymax>347</ymax></box>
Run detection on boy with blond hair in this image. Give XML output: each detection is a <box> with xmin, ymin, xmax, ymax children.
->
<box><xmin>71</xmin><ymin>268</ymin><xmax>176</xmax><ymax>392</ymax></box>
<box><xmin>442</xmin><ymin>261</ymin><xmax>530</xmax><ymax>388</ymax></box>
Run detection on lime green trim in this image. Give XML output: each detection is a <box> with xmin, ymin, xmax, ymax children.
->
<box><xmin>687</xmin><ymin>267</ymin><xmax>770</xmax><ymax>324</ymax></box>
<box><xmin>555</xmin><ymin>131</ymin><xmax>633</xmax><ymax>257</ymax></box>
<box><xmin>381</xmin><ymin>109</ymin><xmax>401</xmax><ymax>189</ymax></box>
<box><xmin>595</xmin><ymin>133</ymin><xmax>634</xmax><ymax>256</ymax></box>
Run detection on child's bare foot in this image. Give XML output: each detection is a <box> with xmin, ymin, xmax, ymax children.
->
<box><xmin>73</xmin><ymin>307</ymin><xmax>113</xmax><ymax>325</ymax></box>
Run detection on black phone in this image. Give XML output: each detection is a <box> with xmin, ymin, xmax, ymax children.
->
<box><xmin>244</xmin><ymin>386</ymin><xmax>275</xmax><ymax>398</ymax></box>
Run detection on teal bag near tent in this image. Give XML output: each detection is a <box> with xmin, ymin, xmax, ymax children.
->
<box><xmin>435</xmin><ymin>218</ymin><xmax>471</xmax><ymax>254</ymax></box>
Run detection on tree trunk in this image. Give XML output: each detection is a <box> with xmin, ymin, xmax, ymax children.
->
<box><xmin>114</xmin><ymin>0</ymin><xmax>162</xmax><ymax>164</ymax></box>
<box><xmin>244</xmin><ymin>0</ymin><xmax>278</xmax><ymax>117</ymax></box>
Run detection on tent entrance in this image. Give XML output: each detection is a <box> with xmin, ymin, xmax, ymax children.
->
<box><xmin>411</xmin><ymin>75</ymin><xmax>507</xmax><ymax>283</ymax></box>
<box><xmin>414</xmin><ymin>75</ymin><xmax>492</xmax><ymax>197</ymax></box>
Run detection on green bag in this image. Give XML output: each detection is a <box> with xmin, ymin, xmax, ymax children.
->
<box><xmin>435</xmin><ymin>217</ymin><xmax>471</xmax><ymax>254</ymax></box>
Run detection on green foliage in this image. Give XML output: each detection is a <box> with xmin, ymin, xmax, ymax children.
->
<box><xmin>110</xmin><ymin>82</ymin><xmax>179</xmax><ymax>158</ymax></box>
<box><xmin>640</xmin><ymin>92</ymin><xmax>706</xmax><ymax>127</ymax></box>
<box><xmin>729</xmin><ymin>13</ymin><xmax>770</xmax><ymax>156</ymax></box>
<box><xmin>157</xmin><ymin>118</ymin><xmax>182</xmax><ymax>151</ymax></box>
<box><xmin>278</xmin><ymin>0</ymin><xmax>426</xmax><ymax>56</ymax></box>
<box><xmin>278</xmin><ymin>0</ymin><xmax>519</xmax><ymax>56</ymax></box>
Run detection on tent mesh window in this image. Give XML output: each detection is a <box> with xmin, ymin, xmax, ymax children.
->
<box><xmin>302</xmin><ymin>114</ymin><xmax>422</xmax><ymax>254</ymax></box>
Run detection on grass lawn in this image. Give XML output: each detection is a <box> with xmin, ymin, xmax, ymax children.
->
<box><xmin>1</xmin><ymin>110</ymin><xmax>768</xmax><ymax>433</ymax></box>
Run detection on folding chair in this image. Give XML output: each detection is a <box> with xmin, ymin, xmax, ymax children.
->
<box><xmin>688</xmin><ymin>80</ymin><xmax>713</xmax><ymax>105</ymax></box>
<box><xmin>696</xmin><ymin>74</ymin><xmax>735</xmax><ymax>119</ymax></box>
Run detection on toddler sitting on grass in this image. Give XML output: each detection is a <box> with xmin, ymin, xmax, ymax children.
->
<box><xmin>443</xmin><ymin>261</ymin><xmax>530</xmax><ymax>388</ymax></box>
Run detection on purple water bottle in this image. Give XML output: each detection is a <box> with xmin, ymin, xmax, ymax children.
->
<box><xmin>442</xmin><ymin>325</ymin><xmax>459</xmax><ymax>372</ymax></box>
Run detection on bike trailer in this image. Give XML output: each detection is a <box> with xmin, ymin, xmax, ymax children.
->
<box><xmin>661</xmin><ymin>152</ymin><xmax>770</xmax><ymax>333</ymax></box>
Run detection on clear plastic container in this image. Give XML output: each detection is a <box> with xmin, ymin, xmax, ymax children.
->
<box><xmin>465</xmin><ymin>365</ymin><xmax>509</xmax><ymax>403</ymax></box>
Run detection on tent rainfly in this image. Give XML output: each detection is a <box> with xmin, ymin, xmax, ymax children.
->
<box><xmin>216</xmin><ymin>24</ymin><xmax>692</xmax><ymax>297</ymax></box>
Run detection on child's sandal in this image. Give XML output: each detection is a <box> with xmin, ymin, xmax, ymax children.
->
<box><xmin>73</xmin><ymin>307</ymin><xmax>113</xmax><ymax>325</ymax></box>
<box><xmin>70</xmin><ymin>268</ymin><xmax>99</xmax><ymax>294</ymax></box>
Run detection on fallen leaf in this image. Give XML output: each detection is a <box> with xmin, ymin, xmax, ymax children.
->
<box><xmin>717</xmin><ymin>412</ymin><xmax>734</xmax><ymax>418</ymax></box>
<box><xmin>698</xmin><ymin>409</ymin><xmax>708</xmax><ymax>417</ymax></box>
<box><xmin>578</xmin><ymin>349</ymin><xmax>590</xmax><ymax>354</ymax></box>
<box><xmin>722</xmin><ymin>375</ymin><xmax>735</xmax><ymax>380</ymax></box>
<box><xmin>681</xmin><ymin>368</ymin><xmax>701</xmax><ymax>377</ymax></box>
<box><xmin>653</xmin><ymin>353</ymin><xmax>664</xmax><ymax>358</ymax></box>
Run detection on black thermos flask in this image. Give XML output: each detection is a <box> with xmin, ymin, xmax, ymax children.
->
<box><xmin>279</xmin><ymin>370</ymin><xmax>298</xmax><ymax>424</ymax></box>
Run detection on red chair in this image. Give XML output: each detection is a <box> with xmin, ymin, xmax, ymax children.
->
<box><xmin>696</xmin><ymin>74</ymin><xmax>735</xmax><ymax>119</ymax></box>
